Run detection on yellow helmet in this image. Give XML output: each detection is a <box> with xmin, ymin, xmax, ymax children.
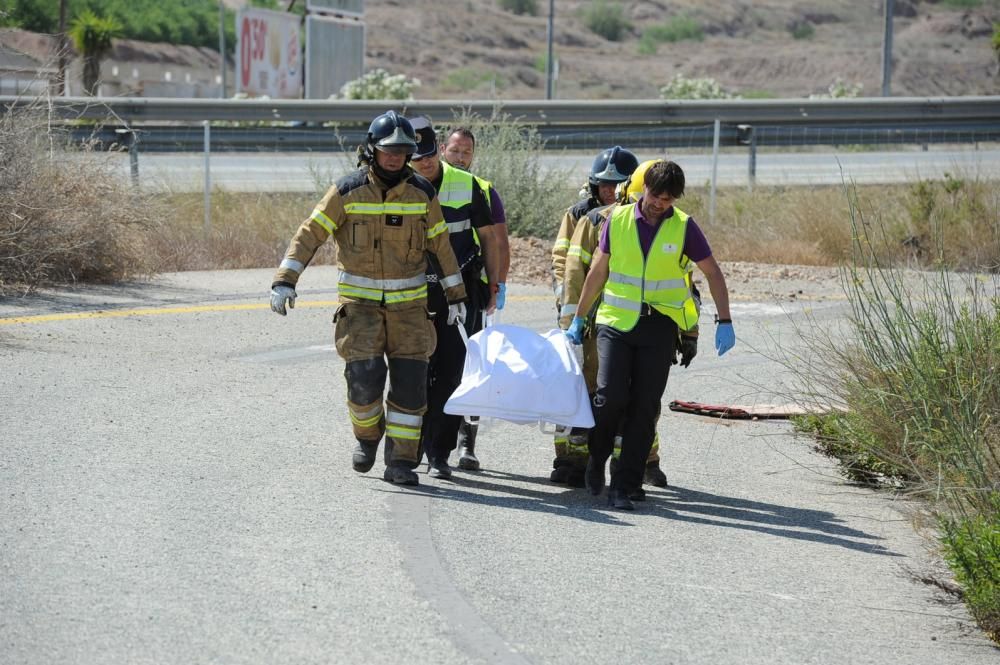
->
<box><xmin>616</xmin><ymin>159</ymin><xmax>662</xmax><ymax>204</ymax></box>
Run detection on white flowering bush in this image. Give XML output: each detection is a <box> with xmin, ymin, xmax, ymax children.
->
<box><xmin>658</xmin><ymin>73</ymin><xmax>733</xmax><ymax>100</ymax></box>
<box><xmin>338</xmin><ymin>68</ymin><xmax>420</xmax><ymax>100</ymax></box>
<box><xmin>809</xmin><ymin>78</ymin><xmax>863</xmax><ymax>99</ymax></box>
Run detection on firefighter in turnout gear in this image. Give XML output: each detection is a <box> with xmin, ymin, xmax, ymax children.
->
<box><xmin>270</xmin><ymin>110</ymin><xmax>468</xmax><ymax>487</ymax></box>
<box><xmin>557</xmin><ymin>159</ymin><xmax>699</xmax><ymax>488</ymax></box>
<box><xmin>407</xmin><ymin>116</ymin><xmax>500</xmax><ymax>480</ymax></box>
<box><xmin>549</xmin><ymin>146</ymin><xmax>638</xmax><ymax>487</ymax></box>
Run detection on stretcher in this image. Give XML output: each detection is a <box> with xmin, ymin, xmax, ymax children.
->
<box><xmin>444</xmin><ymin>323</ymin><xmax>594</xmax><ymax>429</ymax></box>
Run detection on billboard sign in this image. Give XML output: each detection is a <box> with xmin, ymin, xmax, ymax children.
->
<box><xmin>236</xmin><ymin>8</ymin><xmax>303</xmax><ymax>99</ymax></box>
<box><xmin>305</xmin><ymin>15</ymin><xmax>365</xmax><ymax>99</ymax></box>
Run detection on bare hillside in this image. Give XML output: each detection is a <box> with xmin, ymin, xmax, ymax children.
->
<box><xmin>364</xmin><ymin>0</ymin><xmax>1000</xmax><ymax>99</ymax></box>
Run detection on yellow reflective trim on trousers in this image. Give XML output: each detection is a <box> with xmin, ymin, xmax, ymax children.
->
<box><xmin>343</xmin><ymin>202</ymin><xmax>428</xmax><ymax>215</ymax></box>
<box><xmin>386</xmin><ymin>424</ymin><xmax>421</xmax><ymax>440</ymax></box>
<box><xmin>351</xmin><ymin>411</ymin><xmax>383</xmax><ymax>428</ymax></box>
<box><xmin>426</xmin><ymin>220</ymin><xmax>447</xmax><ymax>239</ymax></box>
<box><xmin>553</xmin><ymin>238</ymin><xmax>571</xmax><ymax>250</ymax></box>
<box><xmin>311</xmin><ymin>209</ymin><xmax>337</xmax><ymax>233</ymax></box>
<box><xmin>384</xmin><ymin>284</ymin><xmax>427</xmax><ymax>304</ymax></box>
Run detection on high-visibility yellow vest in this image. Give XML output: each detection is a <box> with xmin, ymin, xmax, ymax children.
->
<box><xmin>596</xmin><ymin>203</ymin><xmax>699</xmax><ymax>332</ymax></box>
<box><xmin>438</xmin><ymin>162</ymin><xmax>480</xmax><ymax>267</ymax></box>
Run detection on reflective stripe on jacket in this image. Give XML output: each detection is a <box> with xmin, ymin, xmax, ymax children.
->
<box><xmin>272</xmin><ymin>166</ymin><xmax>466</xmax><ymax>306</ymax></box>
<box><xmin>595</xmin><ymin>203</ymin><xmax>698</xmax><ymax>332</ymax></box>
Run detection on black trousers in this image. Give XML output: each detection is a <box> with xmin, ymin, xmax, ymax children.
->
<box><xmin>420</xmin><ymin>268</ymin><xmax>489</xmax><ymax>462</ymax></box>
<box><xmin>589</xmin><ymin>310</ymin><xmax>677</xmax><ymax>491</ymax></box>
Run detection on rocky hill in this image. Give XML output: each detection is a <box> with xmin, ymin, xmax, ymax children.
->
<box><xmin>363</xmin><ymin>0</ymin><xmax>1000</xmax><ymax>99</ymax></box>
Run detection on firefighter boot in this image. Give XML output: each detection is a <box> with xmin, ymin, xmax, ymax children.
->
<box><xmin>644</xmin><ymin>460</ymin><xmax>668</xmax><ymax>487</ymax></box>
<box><xmin>456</xmin><ymin>419</ymin><xmax>480</xmax><ymax>471</ymax></box>
<box><xmin>566</xmin><ymin>462</ymin><xmax>587</xmax><ymax>488</ymax></box>
<box><xmin>550</xmin><ymin>460</ymin><xmax>573</xmax><ymax>484</ymax></box>
<box><xmin>352</xmin><ymin>439</ymin><xmax>379</xmax><ymax>473</ymax></box>
<box><xmin>383</xmin><ymin>463</ymin><xmax>419</xmax><ymax>486</ymax></box>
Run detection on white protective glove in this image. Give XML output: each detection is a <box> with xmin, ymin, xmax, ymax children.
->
<box><xmin>447</xmin><ymin>301</ymin><xmax>467</xmax><ymax>326</ymax></box>
<box><xmin>270</xmin><ymin>285</ymin><xmax>297</xmax><ymax>316</ymax></box>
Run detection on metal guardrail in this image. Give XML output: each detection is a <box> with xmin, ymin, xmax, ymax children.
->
<box><xmin>74</xmin><ymin>121</ymin><xmax>1000</xmax><ymax>153</ymax></box>
<box><xmin>4</xmin><ymin>94</ymin><xmax>1000</xmax><ymax>126</ymax></box>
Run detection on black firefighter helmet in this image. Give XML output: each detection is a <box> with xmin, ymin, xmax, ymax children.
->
<box><xmin>366</xmin><ymin>110</ymin><xmax>417</xmax><ymax>155</ymax></box>
<box><xmin>589</xmin><ymin>145</ymin><xmax>639</xmax><ymax>186</ymax></box>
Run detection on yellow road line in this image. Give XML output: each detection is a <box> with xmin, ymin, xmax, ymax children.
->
<box><xmin>0</xmin><ymin>295</ymin><xmax>550</xmax><ymax>326</ymax></box>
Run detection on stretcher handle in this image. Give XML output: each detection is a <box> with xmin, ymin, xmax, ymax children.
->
<box><xmin>538</xmin><ymin>422</ymin><xmax>572</xmax><ymax>435</ymax></box>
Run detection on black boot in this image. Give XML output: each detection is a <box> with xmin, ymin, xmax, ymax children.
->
<box><xmin>352</xmin><ymin>440</ymin><xmax>379</xmax><ymax>473</ymax></box>
<box><xmin>457</xmin><ymin>419</ymin><xmax>480</xmax><ymax>470</ymax></box>
<box><xmin>550</xmin><ymin>463</ymin><xmax>572</xmax><ymax>484</ymax></box>
<box><xmin>566</xmin><ymin>464</ymin><xmax>587</xmax><ymax>488</ymax></box>
<box><xmin>626</xmin><ymin>486</ymin><xmax>646</xmax><ymax>502</ymax></box>
<box><xmin>428</xmin><ymin>456</ymin><xmax>453</xmax><ymax>480</ymax></box>
<box><xmin>607</xmin><ymin>486</ymin><xmax>635</xmax><ymax>510</ymax></box>
<box><xmin>383</xmin><ymin>463</ymin><xmax>419</xmax><ymax>486</ymax></box>
<box><xmin>585</xmin><ymin>456</ymin><xmax>606</xmax><ymax>496</ymax></box>
<box><xmin>644</xmin><ymin>460</ymin><xmax>668</xmax><ymax>487</ymax></box>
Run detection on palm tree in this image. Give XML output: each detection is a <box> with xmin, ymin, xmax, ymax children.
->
<box><xmin>68</xmin><ymin>10</ymin><xmax>121</xmax><ymax>96</ymax></box>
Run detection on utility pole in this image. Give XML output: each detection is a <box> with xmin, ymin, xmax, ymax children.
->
<box><xmin>218</xmin><ymin>1</ymin><xmax>226</xmax><ymax>98</ymax></box>
<box><xmin>545</xmin><ymin>0</ymin><xmax>554</xmax><ymax>100</ymax></box>
<box><xmin>881</xmin><ymin>0</ymin><xmax>894</xmax><ymax>96</ymax></box>
<box><xmin>57</xmin><ymin>0</ymin><xmax>68</xmax><ymax>95</ymax></box>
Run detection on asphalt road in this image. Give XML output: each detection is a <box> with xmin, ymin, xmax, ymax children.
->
<box><xmin>1</xmin><ymin>268</ymin><xmax>997</xmax><ymax>664</ymax></box>
<box><xmin>114</xmin><ymin>147</ymin><xmax>1000</xmax><ymax>193</ymax></box>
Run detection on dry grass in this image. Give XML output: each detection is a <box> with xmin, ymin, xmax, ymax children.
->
<box><xmin>149</xmin><ymin>178</ymin><xmax>999</xmax><ymax>277</ymax></box>
<box><xmin>150</xmin><ymin>190</ymin><xmax>337</xmax><ymax>272</ymax></box>
<box><xmin>684</xmin><ymin>180</ymin><xmax>1000</xmax><ymax>271</ymax></box>
<box><xmin>1</xmin><ymin>107</ymin><xmax>165</xmax><ymax>295</ymax></box>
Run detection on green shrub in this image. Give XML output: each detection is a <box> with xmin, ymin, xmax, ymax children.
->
<box><xmin>809</xmin><ymin>77</ymin><xmax>863</xmax><ymax>99</ymax></box>
<box><xmin>637</xmin><ymin>35</ymin><xmax>658</xmax><ymax>55</ymax></box>
<box><xmin>793</xmin><ymin>413</ymin><xmax>913</xmax><ymax>485</ymax></box>
<box><xmin>581</xmin><ymin>0</ymin><xmax>631</xmax><ymax>42</ymax></box>
<box><xmin>659</xmin><ymin>73</ymin><xmax>733</xmax><ymax>100</ymax></box>
<box><xmin>498</xmin><ymin>0</ymin><xmax>538</xmax><ymax>15</ymax></box>
<box><xmin>644</xmin><ymin>15</ymin><xmax>704</xmax><ymax>43</ymax></box>
<box><xmin>440</xmin><ymin>67</ymin><xmax>506</xmax><ymax>93</ymax></box>
<box><xmin>339</xmin><ymin>68</ymin><xmax>420</xmax><ymax>100</ymax></box>
<box><xmin>792</xmin><ymin>190</ymin><xmax>1000</xmax><ymax>640</ymax></box>
<box><xmin>789</xmin><ymin>21</ymin><xmax>815</xmax><ymax>40</ymax></box>
<box><xmin>942</xmin><ymin>510</ymin><xmax>1000</xmax><ymax>639</ymax></box>
<box><xmin>439</xmin><ymin>110</ymin><xmax>576</xmax><ymax>238</ymax></box>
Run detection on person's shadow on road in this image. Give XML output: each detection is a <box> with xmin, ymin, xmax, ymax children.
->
<box><xmin>375</xmin><ymin>471</ymin><xmax>901</xmax><ymax>551</ymax></box>
<box><xmin>640</xmin><ymin>484</ymin><xmax>900</xmax><ymax>556</ymax></box>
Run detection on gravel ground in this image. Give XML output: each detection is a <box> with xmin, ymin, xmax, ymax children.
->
<box><xmin>507</xmin><ymin>236</ymin><xmax>846</xmax><ymax>303</ymax></box>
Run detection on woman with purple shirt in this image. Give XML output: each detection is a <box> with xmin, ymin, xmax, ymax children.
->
<box><xmin>567</xmin><ymin>160</ymin><xmax>736</xmax><ymax>510</ymax></box>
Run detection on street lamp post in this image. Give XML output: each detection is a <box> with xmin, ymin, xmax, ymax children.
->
<box><xmin>218</xmin><ymin>1</ymin><xmax>227</xmax><ymax>98</ymax></box>
<box><xmin>545</xmin><ymin>0</ymin><xmax>554</xmax><ymax>100</ymax></box>
<box><xmin>881</xmin><ymin>0</ymin><xmax>894</xmax><ymax>96</ymax></box>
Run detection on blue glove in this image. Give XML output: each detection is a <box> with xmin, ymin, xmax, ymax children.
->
<box><xmin>496</xmin><ymin>282</ymin><xmax>506</xmax><ymax>310</ymax></box>
<box><xmin>565</xmin><ymin>316</ymin><xmax>586</xmax><ymax>345</ymax></box>
<box><xmin>715</xmin><ymin>322</ymin><xmax>735</xmax><ymax>356</ymax></box>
